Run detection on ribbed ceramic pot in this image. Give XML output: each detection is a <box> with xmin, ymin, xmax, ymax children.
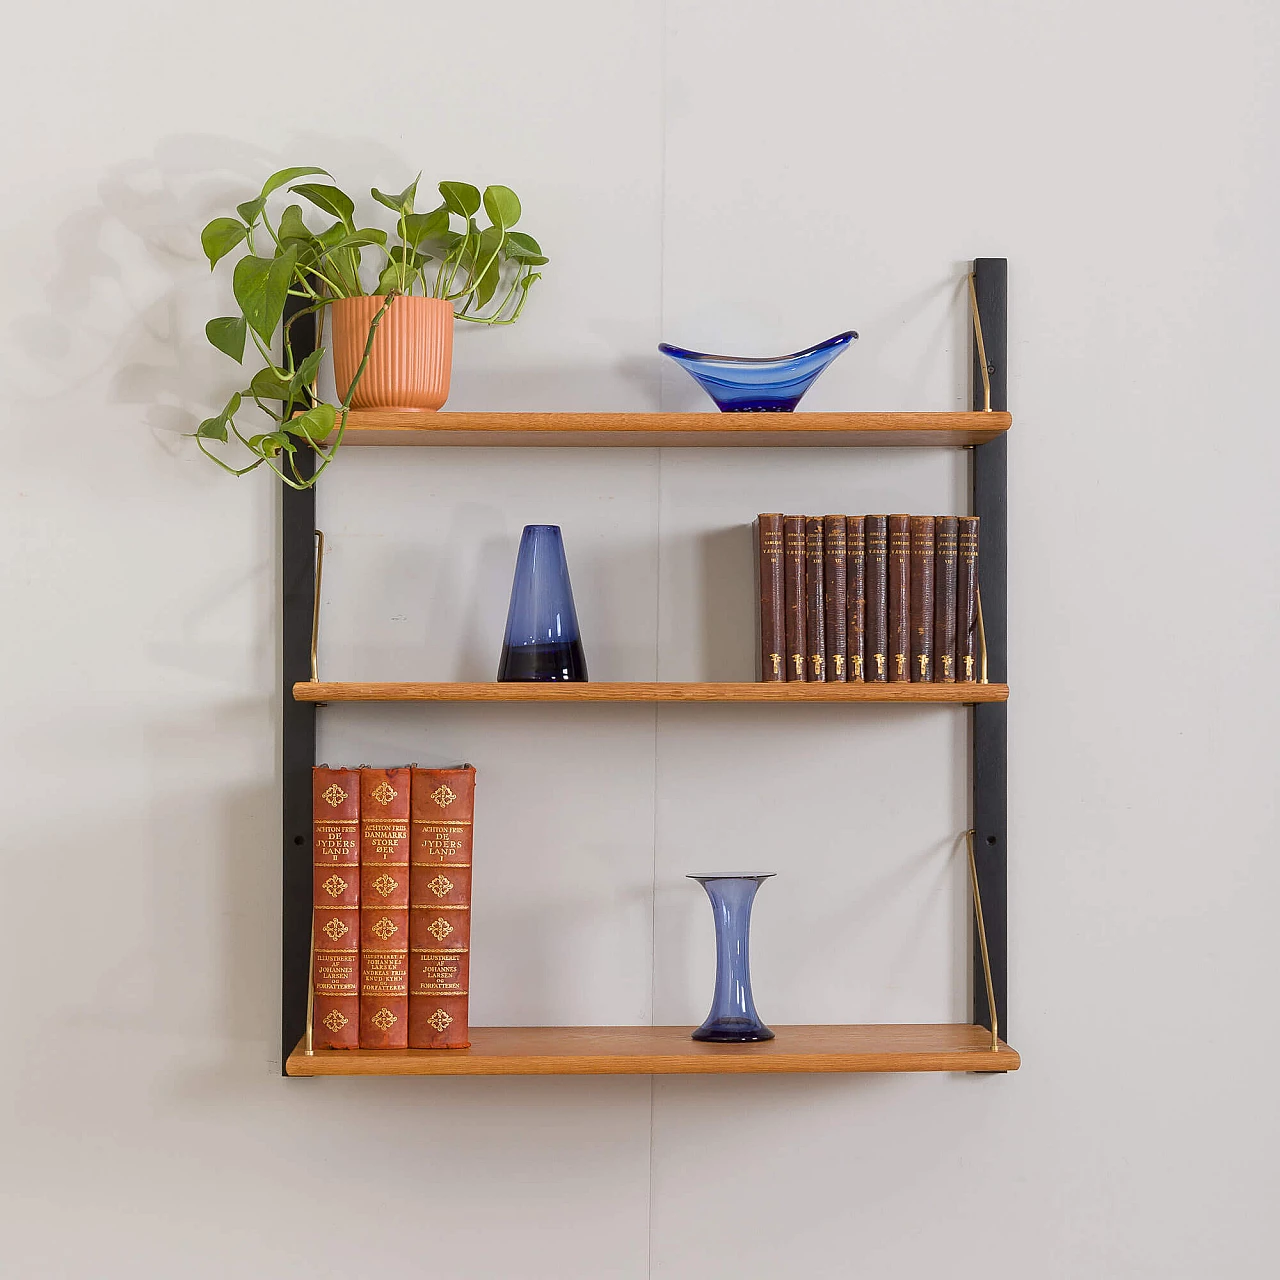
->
<box><xmin>330</xmin><ymin>295</ymin><xmax>453</xmax><ymax>411</ymax></box>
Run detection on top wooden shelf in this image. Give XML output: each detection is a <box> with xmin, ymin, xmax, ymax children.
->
<box><xmin>332</xmin><ymin>410</ymin><xmax>1011</xmax><ymax>448</ymax></box>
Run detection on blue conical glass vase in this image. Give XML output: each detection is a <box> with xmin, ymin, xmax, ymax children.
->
<box><xmin>497</xmin><ymin>525</ymin><xmax>588</xmax><ymax>682</ymax></box>
<box><xmin>659</xmin><ymin>331</ymin><xmax>857</xmax><ymax>412</ymax></box>
<box><xmin>688</xmin><ymin>874</ymin><xmax>775</xmax><ymax>1042</ymax></box>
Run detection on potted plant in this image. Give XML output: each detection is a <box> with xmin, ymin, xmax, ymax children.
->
<box><xmin>196</xmin><ymin>166</ymin><xmax>547</xmax><ymax>489</ymax></box>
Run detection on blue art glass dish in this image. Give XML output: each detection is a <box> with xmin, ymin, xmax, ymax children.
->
<box><xmin>688</xmin><ymin>874</ymin><xmax>775</xmax><ymax>1042</ymax></box>
<box><xmin>497</xmin><ymin>525</ymin><xmax>588</xmax><ymax>681</ymax></box>
<box><xmin>658</xmin><ymin>331</ymin><xmax>857</xmax><ymax>412</ymax></box>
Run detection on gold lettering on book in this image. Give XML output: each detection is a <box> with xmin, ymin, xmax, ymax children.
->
<box><xmin>769</xmin><ymin>653</ymin><xmax>781</xmax><ymax>677</ymax></box>
<box><xmin>918</xmin><ymin>654</ymin><xmax>929</xmax><ymax>677</ymax></box>
<box><xmin>322</xmin><ymin>873</ymin><xmax>348</xmax><ymax>898</ymax></box>
<box><xmin>427</xmin><ymin>874</ymin><xmax>454</xmax><ymax>898</ymax></box>
<box><xmin>851</xmin><ymin>655</ymin><xmax>863</xmax><ymax>678</ymax></box>
<box><xmin>321</xmin><ymin>918</ymin><xmax>350</xmax><ymax>942</ymax></box>
<box><xmin>322</xmin><ymin>784</ymin><xmax>348</xmax><ymax>807</ymax></box>
<box><xmin>371</xmin><ymin>781</ymin><xmax>398</xmax><ymax>806</ymax></box>
<box><xmin>833</xmin><ymin>655</ymin><xmax>844</xmax><ymax>676</ymax></box>
<box><xmin>370</xmin><ymin>1008</ymin><xmax>398</xmax><ymax>1032</ymax></box>
<box><xmin>810</xmin><ymin>655</ymin><xmax>823</xmax><ymax>678</ymax></box>
<box><xmin>371</xmin><ymin>916</ymin><xmax>398</xmax><ymax>940</ymax></box>
<box><xmin>430</xmin><ymin>784</ymin><xmax>457</xmax><ymax>808</ymax></box>
<box><xmin>964</xmin><ymin>655</ymin><xmax>975</xmax><ymax>680</ymax></box>
<box><xmin>941</xmin><ymin>655</ymin><xmax>953</xmax><ymax>677</ymax></box>
<box><xmin>322</xmin><ymin>1010</ymin><xmax>349</xmax><ymax>1032</ymax></box>
<box><xmin>895</xmin><ymin>653</ymin><xmax>906</xmax><ymax>677</ymax></box>
<box><xmin>372</xmin><ymin>873</ymin><xmax>398</xmax><ymax>897</ymax></box>
<box><xmin>427</xmin><ymin>917</ymin><xmax>455</xmax><ymax>941</ymax></box>
<box><xmin>874</xmin><ymin>653</ymin><xmax>885</xmax><ymax>677</ymax></box>
<box><xmin>426</xmin><ymin>1009</ymin><xmax>453</xmax><ymax>1033</ymax></box>
<box><xmin>792</xmin><ymin>654</ymin><xmax>804</xmax><ymax>677</ymax></box>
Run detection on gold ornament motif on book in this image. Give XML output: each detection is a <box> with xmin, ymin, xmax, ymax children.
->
<box><xmin>427</xmin><ymin>1009</ymin><xmax>453</xmax><ymax>1033</ymax></box>
<box><xmin>427</xmin><ymin>873</ymin><xmax>454</xmax><ymax>898</ymax></box>
<box><xmin>322</xmin><ymin>873</ymin><xmax>348</xmax><ymax>898</ymax></box>
<box><xmin>321</xmin><ymin>917</ymin><xmax>350</xmax><ymax>941</ymax></box>
<box><xmin>322</xmin><ymin>784</ymin><xmax>348</xmax><ymax>807</ymax></box>
<box><xmin>430</xmin><ymin>783</ymin><xmax>457</xmax><ymax>808</ymax></box>
<box><xmin>370</xmin><ymin>1008</ymin><xmax>398</xmax><ymax>1031</ymax></box>
<box><xmin>371</xmin><ymin>916</ymin><xmax>398</xmax><ymax>940</ymax></box>
<box><xmin>427</xmin><ymin>917</ymin><xmax>454</xmax><ymax>941</ymax></box>
<box><xmin>372</xmin><ymin>873</ymin><xmax>398</xmax><ymax>897</ymax></box>
<box><xmin>371</xmin><ymin>781</ymin><xmax>398</xmax><ymax>806</ymax></box>
<box><xmin>322</xmin><ymin>1010</ymin><xmax>349</xmax><ymax>1032</ymax></box>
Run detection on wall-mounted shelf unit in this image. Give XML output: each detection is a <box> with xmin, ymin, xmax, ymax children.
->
<box><xmin>286</xmin><ymin>1025</ymin><xmax>1020</xmax><ymax>1077</ymax></box>
<box><xmin>280</xmin><ymin>258</ymin><xmax>1011</xmax><ymax>1078</ymax></box>
<box><xmin>293</xmin><ymin>681</ymin><xmax>1009</xmax><ymax>704</ymax></box>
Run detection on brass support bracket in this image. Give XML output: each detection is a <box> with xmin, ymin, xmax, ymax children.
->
<box><xmin>964</xmin><ymin>829</ymin><xmax>1000</xmax><ymax>1052</ymax></box>
<box><xmin>310</xmin><ymin>529</ymin><xmax>325</xmax><ymax>683</ymax></box>
<box><xmin>304</xmin><ymin>912</ymin><xmax>315</xmax><ymax>1056</ymax></box>
<box><xmin>967</xmin><ymin>273</ymin><xmax>992</xmax><ymax>413</ymax></box>
<box><xmin>976</xmin><ymin>584</ymin><xmax>989</xmax><ymax>684</ymax></box>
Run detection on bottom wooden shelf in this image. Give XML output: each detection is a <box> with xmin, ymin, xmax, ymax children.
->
<box><xmin>286</xmin><ymin>1024</ymin><xmax>1020</xmax><ymax>1076</ymax></box>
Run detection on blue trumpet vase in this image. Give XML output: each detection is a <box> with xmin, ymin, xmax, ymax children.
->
<box><xmin>688</xmin><ymin>874</ymin><xmax>775</xmax><ymax>1042</ymax></box>
<box><xmin>497</xmin><ymin>525</ymin><xmax>588</xmax><ymax>681</ymax></box>
<box><xmin>659</xmin><ymin>331</ymin><xmax>857</xmax><ymax>412</ymax></box>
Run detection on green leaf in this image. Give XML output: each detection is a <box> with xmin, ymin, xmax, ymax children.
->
<box><xmin>474</xmin><ymin>224</ymin><xmax>504</xmax><ymax>269</ymax></box>
<box><xmin>376</xmin><ymin>261</ymin><xmax>403</xmax><ymax>295</ymax></box>
<box><xmin>201</xmin><ymin>218</ymin><xmax>247</xmax><ymax>268</ymax></box>
<box><xmin>260</xmin><ymin>166</ymin><xmax>329</xmax><ymax>199</ymax></box>
<box><xmin>403</xmin><ymin>207</ymin><xmax>450</xmax><ymax>248</ymax></box>
<box><xmin>196</xmin><ymin>416</ymin><xmax>228</xmax><ymax>441</ymax></box>
<box><xmin>233</xmin><ymin>246</ymin><xmax>298</xmax><ymax>343</ymax></box>
<box><xmin>278</xmin><ymin>204</ymin><xmax>313</xmax><ymax>245</ymax></box>
<box><xmin>317</xmin><ymin>230</ymin><xmax>387</xmax><ymax>257</ymax></box>
<box><xmin>439</xmin><ymin>181</ymin><xmax>480</xmax><ymax>218</ymax></box>
<box><xmin>482</xmin><ymin>185</ymin><xmax>521</xmax><ymax>230</ymax></box>
<box><xmin>236</xmin><ymin>197</ymin><xmax>266</xmax><ymax>226</ymax></box>
<box><xmin>222</xmin><ymin>392</ymin><xmax>242</xmax><ymax>417</ymax></box>
<box><xmin>247</xmin><ymin>433</ymin><xmax>280</xmax><ymax>457</ymax></box>
<box><xmin>205</xmin><ymin>316</ymin><xmax>247</xmax><ymax>362</ymax></box>
<box><xmin>287</xmin><ymin>402</ymin><xmax>337</xmax><ymax>440</ymax></box>
<box><xmin>474</xmin><ymin>258</ymin><xmax>500</xmax><ymax>309</ymax></box>
<box><xmin>250</xmin><ymin>366</ymin><xmax>294</xmax><ymax>402</ymax></box>
<box><xmin>519</xmin><ymin>271</ymin><xmax>542</xmax><ymax>292</ymax></box>
<box><xmin>505</xmin><ymin>231</ymin><xmax>548</xmax><ymax>264</ymax></box>
<box><xmin>290</xmin><ymin>183</ymin><xmax>356</xmax><ymax>227</ymax></box>
<box><xmin>292</xmin><ymin>347</ymin><xmax>325</xmax><ymax>393</ymax></box>
<box><xmin>371</xmin><ymin>177</ymin><xmax>419</xmax><ymax>214</ymax></box>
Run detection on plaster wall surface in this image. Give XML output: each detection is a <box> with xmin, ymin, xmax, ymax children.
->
<box><xmin>1</xmin><ymin>2</ymin><xmax>1277</xmax><ymax>1277</ymax></box>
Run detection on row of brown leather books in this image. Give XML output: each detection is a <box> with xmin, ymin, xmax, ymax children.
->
<box><xmin>755</xmin><ymin>514</ymin><xmax>981</xmax><ymax>682</ymax></box>
<box><xmin>310</xmin><ymin>764</ymin><xmax>475</xmax><ymax>1050</ymax></box>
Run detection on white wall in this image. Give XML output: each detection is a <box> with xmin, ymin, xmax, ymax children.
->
<box><xmin>2</xmin><ymin>1</ymin><xmax>1277</xmax><ymax>1276</ymax></box>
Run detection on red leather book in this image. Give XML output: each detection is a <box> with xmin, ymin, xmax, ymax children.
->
<box><xmin>845</xmin><ymin>516</ymin><xmax>866</xmax><ymax>681</ymax></box>
<box><xmin>804</xmin><ymin>517</ymin><xmax>827</xmax><ymax>681</ymax></box>
<box><xmin>782</xmin><ymin>516</ymin><xmax>807</xmax><ymax>681</ymax></box>
<box><xmin>312</xmin><ymin>767</ymin><xmax>360</xmax><ymax>1049</ymax></box>
<box><xmin>958</xmin><ymin>516</ymin><xmax>981</xmax><ymax>681</ymax></box>
<box><xmin>909</xmin><ymin>515</ymin><xmax>936</xmax><ymax>681</ymax></box>
<box><xmin>410</xmin><ymin>766</ymin><xmax>477</xmax><ymax>1048</ymax></box>
<box><xmin>755</xmin><ymin>514</ymin><xmax>785</xmax><ymax>682</ymax></box>
<box><xmin>933</xmin><ymin>516</ymin><xmax>959</xmax><ymax>682</ymax></box>
<box><xmin>823</xmin><ymin>516</ymin><xmax>848</xmax><ymax>681</ymax></box>
<box><xmin>359</xmin><ymin>767</ymin><xmax>411</xmax><ymax>1048</ymax></box>
<box><xmin>887</xmin><ymin>515</ymin><xmax>911</xmax><ymax>681</ymax></box>
<box><xmin>864</xmin><ymin>516</ymin><xmax>888</xmax><ymax>682</ymax></box>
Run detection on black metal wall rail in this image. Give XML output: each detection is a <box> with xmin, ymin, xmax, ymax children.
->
<box><xmin>278</xmin><ymin>258</ymin><xmax>1010</xmax><ymax>1072</ymax></box>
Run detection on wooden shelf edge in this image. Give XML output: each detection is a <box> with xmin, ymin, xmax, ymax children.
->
<box><xmin>329</xmin><ymin>410</ymin><xmax>1011</xmax><ymax>448</ymax></box>
<box><xmin>293</xmin><ymin>681</ymin><xmax>1009</xmax><ymax>705</ymax></box>
<box><xmin>285</xmin><ymin>1025</ymin><xmax>1020</xmax><ymax>1076</ymax></box>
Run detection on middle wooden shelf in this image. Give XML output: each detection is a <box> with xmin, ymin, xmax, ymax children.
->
<box><xmin>294</xmin><ymin>681</ymin><xmax>1009</xmax><ymax>704</ymax></box>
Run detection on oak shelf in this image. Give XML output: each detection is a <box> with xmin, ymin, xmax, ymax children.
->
<box><xmin>285</xmin><ymin>1024</ymin><xmax>1020</xmax><ymax>1076</ymax></box>
<box><xmin>329</xmin><ymin>410</ymin><xmax>1010</xmax><ymax>449</ymax></box>
<box><xmin>293</xmin><ymin>680</ymin><xmax>1010</xmax><ymax>704</ymax></box>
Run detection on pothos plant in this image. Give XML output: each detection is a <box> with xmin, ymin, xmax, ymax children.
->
<box><xmin>195</xmin><ymin>165</ymin><xmax>547</xmax><ymax>489</ymax></box>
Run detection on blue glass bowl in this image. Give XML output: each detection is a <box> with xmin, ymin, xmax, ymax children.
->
<box><xmin>658</xmin><ymin>331</ymin><xmax>857</xmax><ymax>412</ymax></box>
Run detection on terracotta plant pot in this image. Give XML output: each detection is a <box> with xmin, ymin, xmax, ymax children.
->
<box><xmin>330</xmin><ymin>295</ymin><xmax>453</xmax><ymax>411</ymax></box>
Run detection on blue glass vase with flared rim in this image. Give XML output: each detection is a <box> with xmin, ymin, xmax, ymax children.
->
<box><xmin>688</xmin><ymin>874</ymin><xmax>774</xmax><ymax>1042</ymax></box>
<box><xmin>497</xmin><ymin>525</ymin><xmax>588</xmax><ymax>682</ymax></box>
<box><xmin>659</xmin><ymin>331</ymin><xmax>857</xmax><ymax>412</ymax></box>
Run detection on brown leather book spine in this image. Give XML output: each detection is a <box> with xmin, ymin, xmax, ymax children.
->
<box><xmin>822</xmin><ymin>516</ymin><xmax>848</xmax><ymax>681</ymax></box>
<box><xmin>846</xmin><ymin>516</ymin><xmax>866</xmax><ymax>681</ymax></box>
<box><xmin>958</xmin><ymin>516</ymin><xmax>981</xmax><ymax>682</ymax></box>
<box><xmin>410</xmin><ymin>766</ymin><xmax>476</xmax><ymax>1049</ymax></box>
<box><xmin>909</xmin><ymin>515</ymin><xmax>936</xmax><ymax>681</ymax></box>
<box><xmin>864</xmin><ymin>516</ymin><xmax>888</xmax><ymax>681</ymax></box>
<box><xmin>782</xmin><ymin>516</ymin><xmax>807</xmax><ymax>681</ymax></box>
<box><xmin>887</xmin><ymin>515</ymin><xmax>911</xmax><ymax>681</ymax></box>
<box><xmin>934</xmin><ymin>517</ymin><xmax>959</xmax><ymax>683</ymax></box>
<box><xmin>756</xmin><ymin>514</ymin><xmax>785</xmax><ymax>682</ymax></box>
<box><xmin>805</xmin><ymin>517</ymin><xmax>827</xmax><ymax>681</ymax></box>
<box><xmin>359</xmin><ymin>767</ymin><xmax>411</xmax><ymax>1048</ymax></box>
<box><xmin>312</xmin><ymin>767</ymin><xmax>360</xmax><ymax>1049</ymax></box>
